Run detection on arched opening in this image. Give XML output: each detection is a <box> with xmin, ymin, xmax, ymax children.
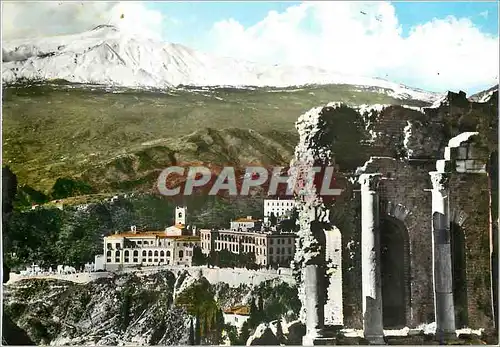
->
<box><xmin>380</xmin><ymin>217</ymin><xmax>411</xmax><ymax>328</ymax></box>
<box><xmin>450</xmin><ymin>221</ymin><xmax>468</xmax><ymax>327</ymax></box>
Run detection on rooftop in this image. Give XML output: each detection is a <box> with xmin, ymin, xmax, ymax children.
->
<box><xmin>223</xmin><ymin>305</ymin><xmax>251</xmax><ymax>316</ymax></box>
<box><xmin>234</xmin><ymin>217</ymin><xmax>260</xmax><ymax>222</ymax></box>
<box><xmin>106</xmin><ymin>226</ymin><xmax>200</xmax><ymax>241</ymax></box>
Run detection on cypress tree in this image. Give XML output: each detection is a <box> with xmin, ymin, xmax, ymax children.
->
<box><xmin>189</xmin><ymin>317</ymin><xmax>195</xmax><ymax>345</ymax></box>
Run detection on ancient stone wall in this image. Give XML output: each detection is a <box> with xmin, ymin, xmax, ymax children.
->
<box><xmin>319</xmin><ymin>89</ymin><xmax>497</xmax><ymax>330</ymax></box>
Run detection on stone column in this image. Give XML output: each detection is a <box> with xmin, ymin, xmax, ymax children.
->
<box><xmin>429</xmin><ymin>171</ymin><xmax>456</xmax><ymax>339</ymax></box>
<box><xmin>359</xmin><ymin>173</ymin><xmax>385</xmax><ymax>344</ymax></box>
<box><xmin>302</xmin><ymin>264</ymin><xmax>325</xmax><ymax>345</ymax></box>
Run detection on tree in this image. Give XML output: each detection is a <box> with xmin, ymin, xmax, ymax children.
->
<box><xmin>238</xmin><ymin>321</ymin><xmax>251</xmax><ymax>345</ymax></box>
<box><xmin>189</xmin><ymin>317</ymin><xmax>195</xmax><ymax>345</ymax></box>
<box><xmin>195</xmin><ymin>313</ymin><xmax>201</xmax><ymax>344</ymax></box>
<box><xmin>50</xmin><ymin>177</ymin><xmax>94</xmax><ymax>200</ymax></box>
<box><xmin>248</xmin><ymin>297</ymin><xmax>259</xmax><ymax>329</ymax></box>
<box><xmin>269</xmin><ymin>212</ymin><xmax>277</xmax><ymax>226</ymax></box>
<box><xmin>276</xmin><ymin>319</ymin><xmax>285</xmax><ymax>344</ymax></box>
<box><xmin>192</xmin><ymin>246</ymin><xmax>207</xmax><ymax>266</ymax></box>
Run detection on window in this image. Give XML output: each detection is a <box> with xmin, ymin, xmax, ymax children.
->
<box><xmin>277</xmin><ymin>248</ymin><xmax>280</xmax><ymax>254</ymax></box>
<box><xmin>167</xmin><ymin>251</ymin><xmax>171</xmax><ymax>257</ymax></box>
<box><xmin>270</xmin><ymin>248</ymin><xmax>274</xmax><ymax>254</ymax></box>
<box><xmin>124</xmin><ymin>258</ymin><xmax>129</xmax><ymax>263</ymax></box>
<box><xmin>133</xmin><ymin>258</ymin><xmax>138</xmax><ymax>263</ymax></box>
<box><xmin>116</xmin><ymin>250</ymin><xmax>120</xmax><ymax>256</ymax></box>
<box><xmin>138</xmin><ymin>241</ymin><xmax>142</xmax><ymax>245</ymax></box>
<box><xmin>154</xmin><ymin>250</ymin><xmax>159</xmax><ymax>257</ymax></box>
<box><xmin>288</xmin><ymin>239</ymin><xmax>292</xmax><ymax>244</ymax></box>
<box><xmin>154</xmin><ymin>258</ymin><xmax>158</xmax><ymax>263</ymax></box>
<box><xmin>106</xmin><ymin>250</ymin><xmax>111</xmax><ymax>257</ymax></box>
<box><xmin>106</xmin><ymin>258</ymin><xmax>111</xmax><ymax>263</ymax></box>
<box><xmin>124</xmin><ymin>250</ymin><xmax>129</xmax><ymax>257</ymax></box>
<box><xmin>148</xmin><ymin>258</ymin><xmax>152</xmax><ymax>262</ymax></box>
<box><xmin>115</xmin><ymin>258</ymin><xmax>120</xmax><ymax>263</ymax></box>
<box><xmin>288</xmin><ymin>248</ymin><xmax>292</xmax><ymax>254</ymax></box>
<box><xmin>142</xmin><ymin>250</ymin><xmax>147</xmax><ymax>256</ymax></box>
<box><xmin>148</xmin><ymin>250</ymin><xmax>153</xmax><ymax>257</ymax></box>
<box><xmin>116</xmin><ymin>243</ymin><xmax>121</xmax><ymax>249</ymax></box>
<box><xmin>277</xmin><ymin>239</ymin><xmax>281</xmax><ymax>244</ymax></box>
<box><xmin>270</xmin><ymin>239</ymin><xmax>274</xmax><ymax>245</ymax></box>
<box><xmin>133</xmin><ymin>250</ymin><xmax>138</xmax><ymax>257</ymax></box>
<box><xmin>107</xmin><ymin>243</ymin><xmax>112</xmax><ymax>249</ymax></box>
<box><xmin>179</xmin><ymin>250</ymin><xmax>184</xmax><ymax>258</ymax></box>
<box><xmin>160</xmin><ymin>251</ymin><xmax>165</xmax><ymax>257</ymax></box>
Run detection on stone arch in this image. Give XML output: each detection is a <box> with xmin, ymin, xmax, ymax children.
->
<box><xmin>450</xmin><ymin>209</ymin><xmax>468</xmax><ymax>327</ymax></box>
<box><xmin>379</xmin><ymin>215</ymin><xmax>411</xmax><ymax>329</ymax></box>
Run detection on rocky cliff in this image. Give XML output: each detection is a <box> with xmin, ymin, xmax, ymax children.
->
<box><xmin>3</xmin><ymin>270</ymin><xmax>301</xmax><ymax>345</ymax></box>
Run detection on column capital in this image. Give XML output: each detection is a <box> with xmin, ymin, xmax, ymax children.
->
<box><xmin>429</xmin><ymin>171</ymin><xmax>449</xmax><ymax>191</ymax></box>
<box><xmin>358</xmin><ymin>173</ymin><xmax>382</xmax><ymax>191</ymax></box>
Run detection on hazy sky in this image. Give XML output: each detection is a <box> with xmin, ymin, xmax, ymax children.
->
<box><xmin>2</xmin><ymin>1</ymin><xmax>499</xmax><ymax>94</ymax></box>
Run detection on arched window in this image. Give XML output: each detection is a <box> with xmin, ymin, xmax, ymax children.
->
<box><xmin>106</xmin><ymin>250</ymin><xmax>111</xmax><ymax>257</ymax></box>
<box><xmin>142</xmin><ymin>250</ymin><xmax>147</xmax><ymax>256</ymax></box>
<box><xmin>154</xmin><ymin>250</ymin><xmax>159</xmax><ymax>257</ymax></box>
<box><xmin>124</xmin><ymin>250</ymin><xmax>129</xmax><ymax>257</ymax></box>
<box><xmin>160</xmin><ymin>250</ymin><xmax>165</xmax><ymax>257</ymax></box>
<box><xmin>133</xmin><ymin>250</ymin><xmax>138</xmax><ymax>257</ymax></box>
<box><xmin>148</xmin><ymin>250</ymin><xmax>153</xmax><ymax>257</ymax></box>
<box><xmin>167</xmin><ymin>251</ymin><xmax>171</xmax><ymax>257</ymax></box>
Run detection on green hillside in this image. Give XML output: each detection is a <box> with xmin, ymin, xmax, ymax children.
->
<box><xmin>2</xmin><ymin>81</ymin><xmax>430</xmax><ymax>195</ymax></box>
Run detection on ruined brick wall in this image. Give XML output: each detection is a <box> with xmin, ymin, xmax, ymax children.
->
<box><xmin>323</xmin><ymin>89</ymin><xmax>498</xmax><ymax>330</ymax></box>
<box><xmin>449</xmin><ymin>173</ymin><xmax>493</xmax><ymax>328</ymax></box>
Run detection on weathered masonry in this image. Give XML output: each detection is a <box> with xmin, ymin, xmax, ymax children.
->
<box><xmin>290</xmin><ymin>89</ymin><xmax>498</xmax><ymax>343</ymax></box>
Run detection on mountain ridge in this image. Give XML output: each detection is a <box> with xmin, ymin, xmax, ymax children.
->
<box><xmin>2</xmin><ymin>25</ymin><xmax>439</xmax><ymax>102</ymax></box>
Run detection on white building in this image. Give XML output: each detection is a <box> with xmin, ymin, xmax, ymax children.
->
<box><xmin>102</xmin><ymin>206</ymin><xmax>201</xmax><ymax>271</ymax></box>
<box><xmin>263</xmin><ymin>199</ymin><xmax>295</xmax><ymax>225</ymax></box>
<box><xmin>230</xmin><ymin>216</ymin><xmax>262</xmax><ymax>231</ymax></box>
<box><xmin>223</xmin><ymin>305</ymin><xmax>251</xmax><ymax>332</ymax></box>
<box><xmin>200</xmin><ymin>228</ymin><xmax>296</xmax><ymax>267</ymax></box>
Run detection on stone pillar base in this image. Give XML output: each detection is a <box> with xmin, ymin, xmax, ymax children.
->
<box><xmin>434</xmin><ymin>331</ymin><xmax>457</xmax><ymax>343</ymax></box>
<box><xmin>302</xmin><ymin>335</ymin><xmax>338</xmax><ymax>346</ymax></box>
<box><xmin>364</xmin><ymin>334</ymin><xmax>386</xmax><ymax>345</ymax></box>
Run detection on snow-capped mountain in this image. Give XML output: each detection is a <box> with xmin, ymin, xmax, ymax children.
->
<box><xmin>2</xmin><ymin>24</ymin><xmax>439</xmax><ymax>102</ymax></box>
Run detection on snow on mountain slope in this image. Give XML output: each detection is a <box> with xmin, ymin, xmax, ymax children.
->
<box><xmin>2</xmin><ymin>25</ymin><xmax>439</xmax><ymax>102</ymax></box>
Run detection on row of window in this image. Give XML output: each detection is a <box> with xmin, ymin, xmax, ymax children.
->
<box><xmin>107</xmin><ymin>258</ymin><xmax>169</xmax><ymax>264</ymax></box>
<box><xmin>265</xmin><ymin>201</ymin><xmax>294</xmax><ymax>206</ymax></box>
<box><xmin>107</xmin><ymin>241</ymin><xmax>195</xmax><ymax>249</ymax></box>
<box><xmin>211</xmin><ymin>235</ymin><xmax>294</xmax><ymax>245</ymax></box>
<box><xmin>269</xmin><ymin>247</ymin><xmax>293</xmax><ymax>255</ymax></box>
<box><xmin>107</xmin><ymin>249</ymin><xmax>192</xmax><ymax>258</ymax></box>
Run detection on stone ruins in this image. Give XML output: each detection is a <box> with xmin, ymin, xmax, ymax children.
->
<box><xmin>289</xmin><ymin>90</ymin><xmax>498</xmax><ymax>344</ymax></box>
